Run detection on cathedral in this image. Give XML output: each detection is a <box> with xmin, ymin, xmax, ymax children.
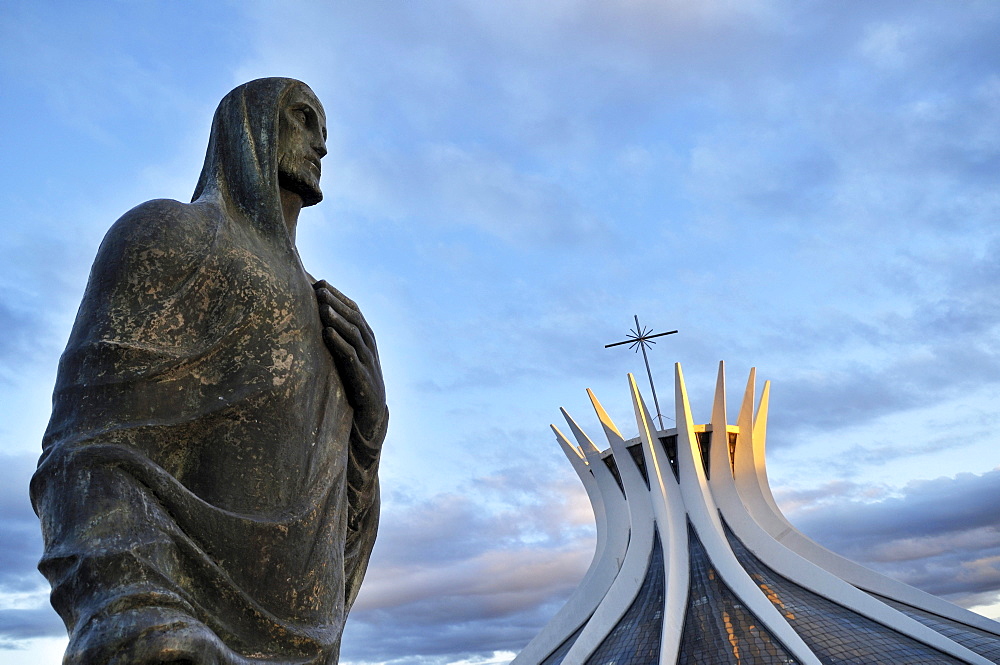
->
<box><xmin>513</xmin><ymin>363</ymin><xmax>1000</xmax><ymax>665</ymax></box>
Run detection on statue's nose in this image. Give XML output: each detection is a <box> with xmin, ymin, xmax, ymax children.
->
<box><xmin>313</xmin><ymin>136</ymin><xmax>328</xmax><ymax>159</ymax></box>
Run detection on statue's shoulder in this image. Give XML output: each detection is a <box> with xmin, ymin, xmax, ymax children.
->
<box><xmin>104</xmin><ymin>199</ymin><xmax>221</xmax><ymax>254</ymax></box>
<box><xmin>89</xmin><ymin>199</ymin><xmax>224</xmax><ymax>291</ymax></box>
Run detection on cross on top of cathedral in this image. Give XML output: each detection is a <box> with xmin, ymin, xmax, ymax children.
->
<box><xmin>605</xmin><ymin>315</ymin><xmax>678</xmax><ymax>430</ymax></box>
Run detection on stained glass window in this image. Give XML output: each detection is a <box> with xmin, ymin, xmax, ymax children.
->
<box><xmin>585</xmin><ymin>530</ymin><xmax>665</xmax><ymax>665</ymax></box>
<box><xmin>678</xmin><ymin>523</ymin><xmax>798</xmax><ymax>664</ymax></box>
<box><xmin>602</xmin><ymin>456</ymin><xmax>625</xmax><ymax>496</ymax></box>
<box><xmin>658</xmin><ymin>435</ymin><xmax>679</xmax><ymax>481</ymax></box>
<box><xmin>540</xmin><ymin>620</ymin><xmax>588</xmax><ymax>665</ymax></box>
<box><xmin>696</xmin><ymin>431</ymin><xmax>712</xmax><ymax>479</ymax></box>
<box><xmin>724</xmin><ymin>522</ymin><xmax>966</xmax><ymax>664</ymax></box>
<box><xmin>628</xmin><ymin>443</ymin><xmax>650</xmax><ymax>489</ymax></box>
<box><xmin>872</xmin><ymin>593</ymin><xmax>1000</xmax><ymax>663</ymax></box>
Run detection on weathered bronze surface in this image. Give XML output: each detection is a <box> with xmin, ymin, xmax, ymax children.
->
<box><xmin>31</xmin><ymin>78</ymin><xmax>387</xmax><ymax>665</ymax></box>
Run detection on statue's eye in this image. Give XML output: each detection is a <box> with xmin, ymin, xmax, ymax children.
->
<box><xmin>294</xmin><ymin>108</ymin><xmax>308</xmax><ymax>123</ymax></box>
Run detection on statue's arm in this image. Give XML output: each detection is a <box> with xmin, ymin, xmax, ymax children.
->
<box><xmin>343</xmin><ymin>413</ymin><xmax>386</xmax><ymax>609</ymax></box>
<box><xmin>313</xmin><ymin>280</ymin><xmax>387</xmax><ymax>608</ymax></box>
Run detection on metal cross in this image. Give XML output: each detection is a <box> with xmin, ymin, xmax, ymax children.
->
<box><xmin>605</xmin><ymin>315</ymin><xmax>678</xmax><ymax>430</ymax></box>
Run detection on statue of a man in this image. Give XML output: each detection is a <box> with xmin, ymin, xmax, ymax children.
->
<box><xmin>31</xmin><ymin>78</ymin><xmax>387</xmax><ymax>665</ymax></box>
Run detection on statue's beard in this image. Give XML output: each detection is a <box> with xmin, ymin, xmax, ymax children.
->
<box><xmin>278</xmin><ymin>158</ymin><xmax>323</xmax><ymax>207</ymax></box>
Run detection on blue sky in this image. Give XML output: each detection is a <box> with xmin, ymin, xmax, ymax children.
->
<box><xmin>3</xmin><ymin>1</ymin><xmax>1000</xmax><ymax>664</ymax></box>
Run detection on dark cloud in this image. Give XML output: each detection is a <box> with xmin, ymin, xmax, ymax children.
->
<box><xmin>341</xmin><ymin>468</ymin><xmax>595</xmax><ymax>664</ymax></box>
<box><xmin>0</xmin><ymin>453</ymin><xmax>45</xmax><ymax>592</ymax></box>
<box><xmin>0</xmin><ymin>453</ymin><xmax>63</xmax><ymax>648</ymax></box>
<box><xmin>787</xmin><ymin>469</ymin><xmax>1000</xmax><ymax>605</ymax></box>
<box><xmin>0</xmin><ymin>609</ymin><xmax>64</xmax><ymax>647</ymax></box>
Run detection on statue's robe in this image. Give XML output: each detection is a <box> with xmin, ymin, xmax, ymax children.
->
<box><xmin>31</xmin><ymin>78</ymin><xmax>382</xmax><ymax>665</ymax></box>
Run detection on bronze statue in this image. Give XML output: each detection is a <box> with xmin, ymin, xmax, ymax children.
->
<box><xmin>31</xmin><ymin>78</ymin><xmax>387</xmax><ymax>664</ymax></box>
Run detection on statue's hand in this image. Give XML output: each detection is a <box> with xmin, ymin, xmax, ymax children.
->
<box><xmin>314</xmin><ymin>280</ymin><xmax>387</xmax><ymax>439</ymax></box>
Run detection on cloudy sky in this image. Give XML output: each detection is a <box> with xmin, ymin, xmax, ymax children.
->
<box><xmin>3</xmin><ymin>1</ymin><xmax>1000</xmax><ymax>663</ymax></box>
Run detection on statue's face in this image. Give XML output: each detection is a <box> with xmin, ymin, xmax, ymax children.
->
<box><xmin>277</xmin><ymin>85</ymin><xmax>328</xmax><ymax>206</ymax></box>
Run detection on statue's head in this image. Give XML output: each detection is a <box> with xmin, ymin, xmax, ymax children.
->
<box><xmin>192</xmin><ymin>78</ymin><xmax>327</xmax><ymax>243</ymax></box>
<box><xmin>277</xmin><ymin>84</ymin><xmax>327</xmax><ymax>207</ymax></box>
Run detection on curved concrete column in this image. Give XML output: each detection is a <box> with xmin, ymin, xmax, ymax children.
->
<box><xmin>628</xmin><ymin>373</ymin><xmax>689</xmax><ymax>664</ymax></box>
<box><xmin>674</xmin><ymin>363</ymin><xmax>823</xmax><ymax>665</ymax></box>
<box><xmin>562</xmin><ymin>408</ymin><xmax>631</xmax><ymax>596</ymax></box>
<box><xmin>561</xmin><ymin>390</ymin><xmax>657</xmax><ymax>663</ymax></box>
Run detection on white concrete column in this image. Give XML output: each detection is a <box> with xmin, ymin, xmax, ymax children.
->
<box><xmin>674</xmin><ymin>362</ymin><xmax>823</xmax><ymax>665</ymax></box>
<box><xmin>628</xmin><ymin>373</ymin><xmax>689</xmax><ymax>665</ymax></box>
<box><xmin>561</xmin><ymin>389</ymin><xmax>657</xmax><ymax>664</ymax></box>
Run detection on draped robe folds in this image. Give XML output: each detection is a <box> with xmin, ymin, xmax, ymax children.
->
<box><xmin>30</xmin><ymin>78</ymin><xmax>383</xmax><ymax>665</ymax></box>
